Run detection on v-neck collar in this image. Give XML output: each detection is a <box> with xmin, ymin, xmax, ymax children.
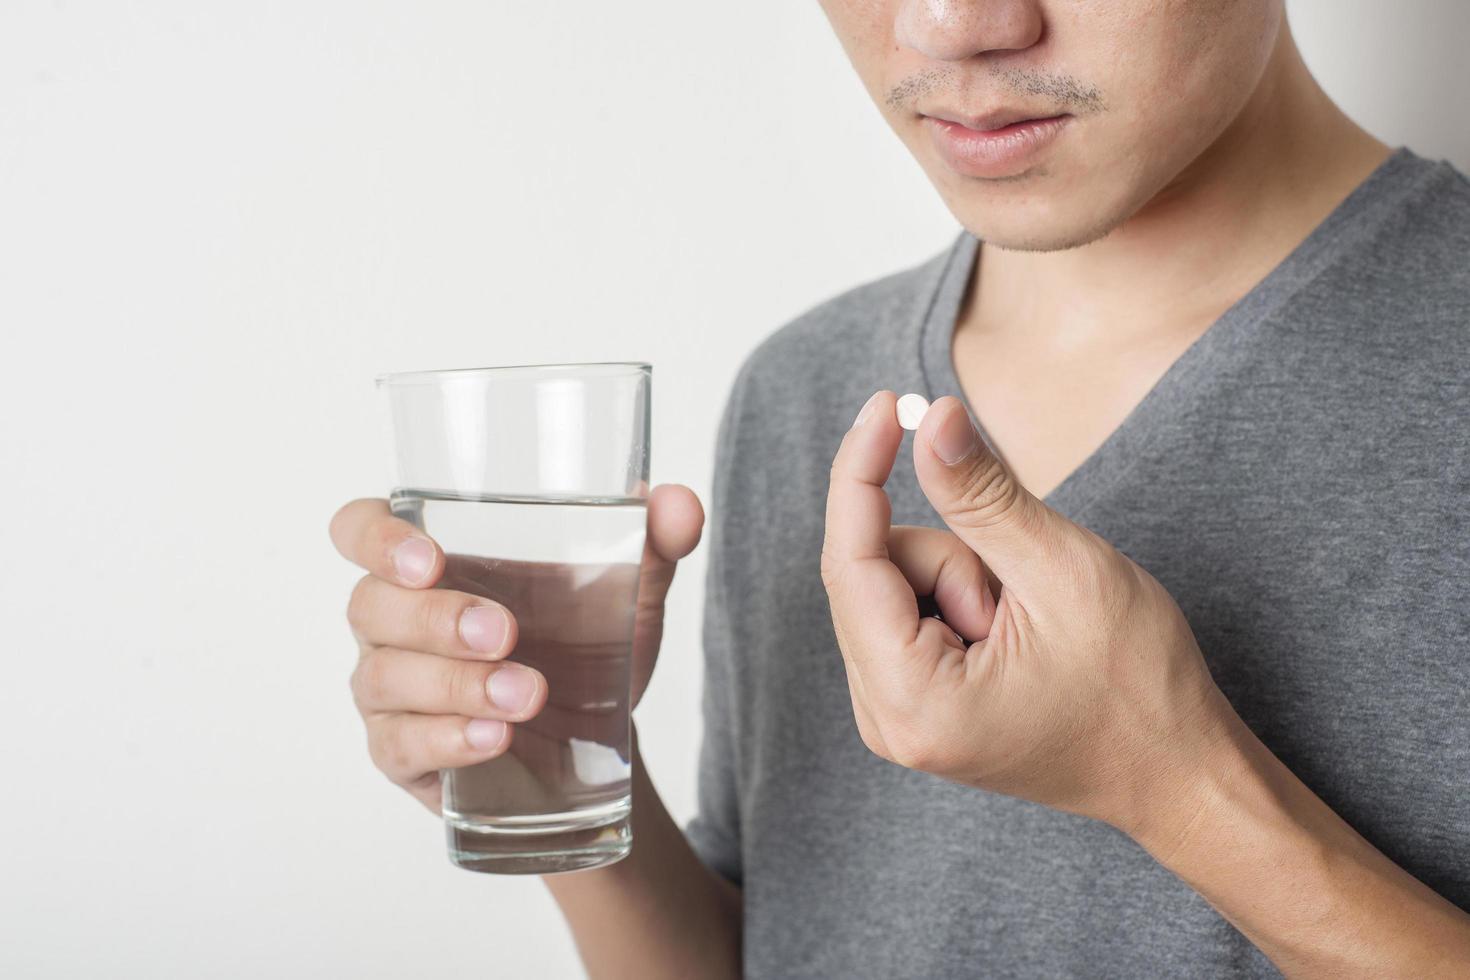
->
<box><xmin>915</xmin><ymin>145</ymin><xmax>1432</xmax><ymax>519</ymax></box>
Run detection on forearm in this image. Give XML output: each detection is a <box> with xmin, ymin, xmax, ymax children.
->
<box><xmin>1132</xmin><ymin>710</ymin><xmax>1470</xmax><ymax>978</ymax></box>
<box><xmin>543</xmin><ymin>722</ymin><xmax>742</xmax><ymax>980</ymax></box>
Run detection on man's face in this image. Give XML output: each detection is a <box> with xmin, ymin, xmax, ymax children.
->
<box><xmin>818</xmin><ymin>0</ymin><xmax>1284</xmax><ymax>251</ymax></box>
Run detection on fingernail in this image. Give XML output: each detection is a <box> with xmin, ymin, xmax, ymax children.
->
<box><xmin>465</xmin><ymin>718</ymin><xmax>507</xmax><ymax>750</ymax></box>
<box><xmin>931</xmin><ymin>404</ymin><xmax>980</xmax><ymax>465</ymax></box>
<box><xmin>488</xmin><ymin>665</ymin><xmax>539</xmax><ymax>713</ymax></box>
<box><xmin>392</xmin><ymin>536</ymin><xmax>436</xmax><ymax>585</ymax></box>
<box><xmin>459</xmin><ymin>605</ymin><xmax>509</xmax><ymax>655</ymax></box>
<box><xmin>852</xmin><ymin>391</ymin><xmax>881</xmax><ymax>429</ymax></box>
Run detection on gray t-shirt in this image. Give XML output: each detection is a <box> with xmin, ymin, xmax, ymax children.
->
<box><xmin>682</xmin><ymin>146</ymin><xmax>1470</xmax><ymax>979</ymax></box>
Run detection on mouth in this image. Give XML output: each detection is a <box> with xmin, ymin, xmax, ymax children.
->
<box><xmin>924</xmin><ymin>107</ymin><xmax>1064</xmax><ymax>132</ymax></box>
<box><xmin>920</xmin><ymin>109</ymin><xmax>1073</xmax><ymax>179</ymax></box>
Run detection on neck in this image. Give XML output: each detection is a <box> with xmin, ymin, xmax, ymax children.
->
<box><xmin>962</xmin><ymin>22</ymin><xmax>1391</xmax><ymax>352</ymax></box>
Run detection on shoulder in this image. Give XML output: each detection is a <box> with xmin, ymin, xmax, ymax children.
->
<box><xmin>1367</xmin><ymin>152</ymin><xmax>1470</xmax><ymax>304</ymax></box>
<box><xmin>1295</xmin><ymin>150</ymin><xmax>1470</xmax><ymax>366</ymax></box>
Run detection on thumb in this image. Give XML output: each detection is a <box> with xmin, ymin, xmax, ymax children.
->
<box><xmin>636</xmin><ymin>483</ymin><xmax>704</xmax><ymax>621</ymax></box>
<box><xmin>911</xmin><ymin>395</ymin><xmax>1059</xmax><ymax>593</ymax></box>
<box><xmin>630</xmin><ymin>484</ymin><xmax>704</xmax><ymax>706</ymax></box>
<box><xmin>633</xmin><ymin>483</ymin><xmax>703</xmax><ymax>644</ymax></box>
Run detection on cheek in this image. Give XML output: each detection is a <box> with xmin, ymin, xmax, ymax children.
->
<box><xmin>818</xmin><ymin>0</ymin><xmax>907</xmax><ymax>100</ymax></box>
<box><xmin>1042</xmin><ymin>0</ymin><xmax>1276</xmax><ymax>188</ymax></box>
<box><xmin>1111</xmin><ymin>1</ymin><xmax>1278</xmax><ymax>126</ymax></box>
<box><xmin>820</xmin><ymin>0</ymin><xmax>895</xmax><ymax>57</ymax></box>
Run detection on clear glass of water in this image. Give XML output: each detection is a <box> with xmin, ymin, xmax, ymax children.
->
<box><xmin>375</xmin><ymin>362</ymin><xmax>651</xmax><ymax>874</ymax></box>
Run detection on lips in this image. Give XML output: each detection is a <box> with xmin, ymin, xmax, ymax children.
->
<box><xmin>921</xmin><ymin>111</ymin><xmax>1072</xmax><ymax>178</ymax></box>
<box><xmin>924</xmin><ymin>107</ymin><xmax>1056</xmax><ymax>132</ymax></box>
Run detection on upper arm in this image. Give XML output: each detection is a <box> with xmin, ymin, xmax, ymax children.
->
<box><xmin>682</xmin><ymin>359</ymin><xmax>757</xmax><ymax>887</ymax></box>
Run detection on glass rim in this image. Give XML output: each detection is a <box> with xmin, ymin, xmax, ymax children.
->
<box><xmin>375</xmin><ymin>360</ymin><xmax>652</xmax><ymax>387</ymax></box>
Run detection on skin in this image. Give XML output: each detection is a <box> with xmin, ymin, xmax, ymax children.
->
<box><xmin>826</xmin><ymin>0</ymin><xmax>1285</xmax><ymax>251</ymax></box>
<box><xmin>332</xmin><ymin>2</ymin><xmax>1467</xmax><ymax>976</ymax></box>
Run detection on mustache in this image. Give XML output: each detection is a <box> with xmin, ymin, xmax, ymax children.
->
<box><xmin>885</xmin><ymin>65</ymin><xmax>1106</xmax><ymax>115</ymax></box>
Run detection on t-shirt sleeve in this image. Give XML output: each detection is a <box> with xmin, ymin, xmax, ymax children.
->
<box><xmin>680</xmin><ymin>364</ymin><xmax>753</xmax><ymax>887</ymax></box>
<box><xmin>681</xmin><ymin>540</ymin><xmax>744</xmax><ymax>886</ymax></box>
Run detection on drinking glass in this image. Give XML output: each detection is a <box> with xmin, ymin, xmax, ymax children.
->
<box><xmin>376</xmin><ymin>362</ymin><xmax>651</xmax><ymax>874</ymax></box>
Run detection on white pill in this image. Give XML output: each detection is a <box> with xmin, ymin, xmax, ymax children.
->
<box><xmin>896</xmin><ymin>393</ymin><xmax>931</xmax><ymax>430</ymax></box>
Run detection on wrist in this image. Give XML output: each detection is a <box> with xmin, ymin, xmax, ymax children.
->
<box><xmin>1108</xmin><ymin>684</ymin><xmax>1254</xmax><ymax>862</ymax></box>
<box><xmin>1113</xmin><ymin>701</ymin><xmax>1470</xmax><ymax>976</ymax></box>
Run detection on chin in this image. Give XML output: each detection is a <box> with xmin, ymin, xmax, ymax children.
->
<box><xmin>978</xmin><ymin>222</ymin><xmax>1121</xmax><ymax>253</ymax></box>
<box><xmin>948</xmin><ymin>199</ymin><xmax>1126</xmax><ymax>253</ymax></box>
<box><xmin>911</xmin><ymin>107</ymin><xmax>1200</xmax><ymax>252</ymax></box>
<box><xmin>919</xmin><ymin>154</ymin><xmax>1122</xmax><ymax>252</ymax></box>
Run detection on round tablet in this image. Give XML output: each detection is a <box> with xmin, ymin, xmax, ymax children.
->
<box><xmin>896</xmin><ymin>393</ymin><xmax>930</xmax><ymax>430</ymax></box>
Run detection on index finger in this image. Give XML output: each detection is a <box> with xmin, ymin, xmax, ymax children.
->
<box><xmin>821</xmin><ymin>392</ymin><xmax>938</xmax><ymax>683</ymax></box>
<box><xmin>329</xmin><ymin>497</ymin><xmax>444</xmax><ymax>588</ymax></box>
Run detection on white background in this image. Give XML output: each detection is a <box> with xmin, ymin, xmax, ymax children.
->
<box><xmin>1</xmin><ymin>2</ymin><xmax>1466</xmax><ymax>977</ymax></box>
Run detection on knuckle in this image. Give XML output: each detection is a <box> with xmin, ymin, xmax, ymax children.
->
<box><xmin>633</xmin><ymin>603</ymin><xmax>666</xmax><ymax>648</ymax></box>
<box><xmin>447</xmin><ymin>659</ymin><xmax>490</xmax><ymax>714</ymax></box>
<box><xmin>819</xmin><ymin>542</ymin><xmax>848</xmax><ymax>591</ymax></box>
<box><xmin>948</xmin><ymin>460</ymin><xmax>1024</xmax><ymax>531</ymax></box>
<box><xmin>881</xmin><ymin>719</ymin><xmax>945</xmax><ymax>772</ymax></box>
<box><xmin>384</xmin><ymin>734</ymin><xmax>415</xmax><ymax>781</ymax></box>
<box><xmin>328</xmin><ymin>503</ymin><xmax>351</xmax><ymax>549</ymax></box>
<box><xmin>370</xmin><ymin>721</ymin><xmax>414</xmax><ymax>780</ymax></box>
<box><xmin>350</xmin><ymin>651</ymin><xmax>388</xmax><ymax>709</ymax></box>
<box><xmin>635</xmin><ymin>580</ymin><xmax>668</xmax><ymax>625</ymax></box>
<box><xmin>416</xmin><ymin>591</ymin><xmax>465</xmax><ymax>651</ymax></box>
<box><xmin>345</xmin><ymin>575</ymin><xmax>377</xmax><ymax>638</ymax></box>
<box><xmin>819</xmin><ymin>553</ymin><xmax>837</xmax><ymax>590</ymax></box>
<box><xmin>408</xmin><ymin>778</ymin><xmax>444</xmax><ymax>814</ymax></box>
<box><xmin>826</xmin><ymin>454</ymin><xmax>845</xmax><ymax>487</ymax></box>
<box><xmin>634</xmin><ymin>597</ymin><xmax>665</xmax><ymax>627</ymax></box>
<box><xmin>329</xmin><ymin>498</ymin><xmax>370</xmax><ymax>551</ymax></box>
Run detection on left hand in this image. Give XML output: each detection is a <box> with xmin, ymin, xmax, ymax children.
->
<box><xmin>820</xmin><ymin>390</ymin><xmax>1237</xmax><ymax>839</ymax></box>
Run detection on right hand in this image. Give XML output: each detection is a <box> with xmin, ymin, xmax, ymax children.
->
<box><xmin>329</xmin><ymin>484</ymin><xmax>705</xmax><ymax>812</ymax></box>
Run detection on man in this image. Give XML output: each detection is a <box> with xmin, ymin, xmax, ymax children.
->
<box><xmin>329</xmin><ymin>1</ymin><xmax>1470</xmax><ymax>976</ymax></box>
